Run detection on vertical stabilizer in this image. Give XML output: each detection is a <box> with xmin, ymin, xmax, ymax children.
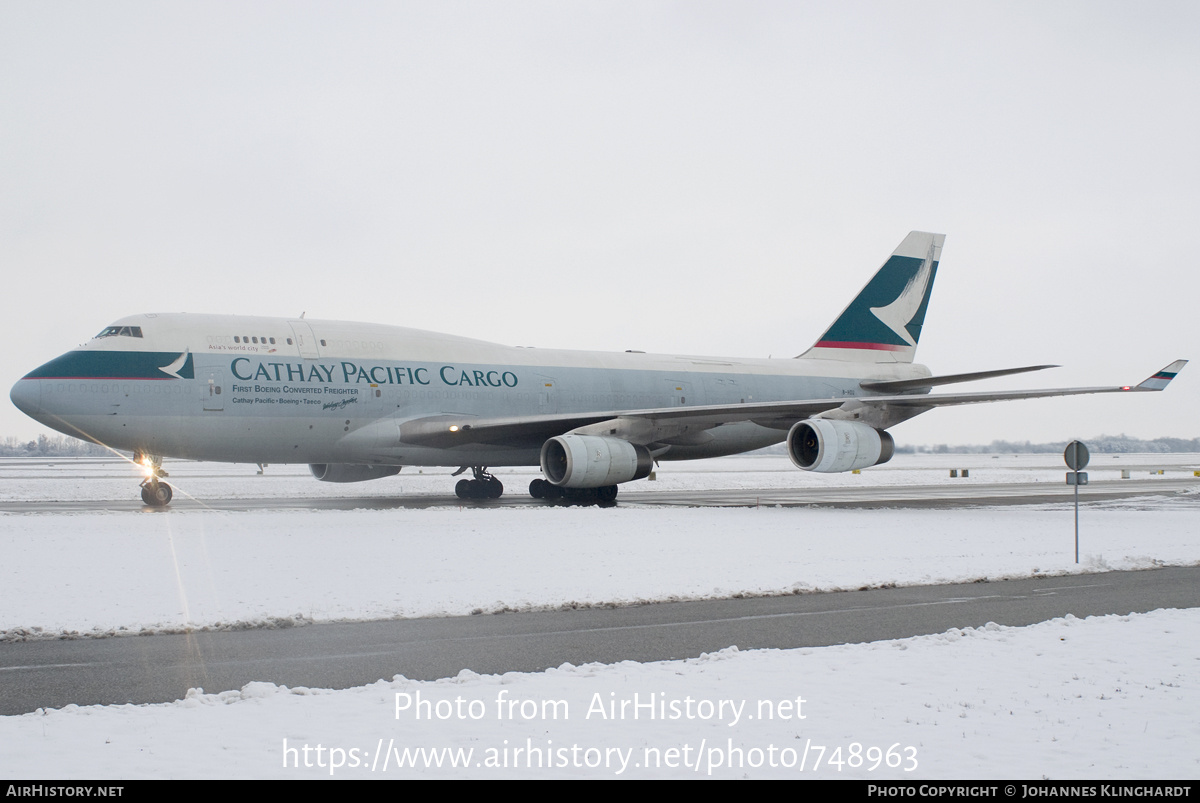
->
<box><xmin>797</xmin><ymin>231</ymin><xmax>944</xmax><ymax>363</ymax></box>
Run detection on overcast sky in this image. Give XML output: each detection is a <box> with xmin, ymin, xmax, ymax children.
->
<box><xmin>2</xmin><ymin>1</ymin><xmax>1197</xmax><ymax>446</ymax></box>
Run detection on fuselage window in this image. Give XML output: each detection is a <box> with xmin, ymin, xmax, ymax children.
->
<box><xmin>320</xmin><ymin>339</ymin><xmax>327</xmax><ymax>346</ymax></box>
<box><xmin>234</xmin><ymin>336</ymin><xmax>240</xmax><ymax>343</ymax></box>
<box><xmin>287</xmin><ymin>338</ymin><xmax>293</xmax><ymax>345</ymax></box>
<box><xmin>269</xmin><ymin>337</ymin><xmax>276</xmax><ymax>344</ymax></box>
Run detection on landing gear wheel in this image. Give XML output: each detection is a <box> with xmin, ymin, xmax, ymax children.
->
<box><xmin>140</xmin><ymin>481</ymin><xmax>173</xmax><ymax>507</ymax></box>
<box><xmin>529</xmin><ymin>478</ymin><xmax>546</xmax><ymax>499</ymax></box>
<box><xmin>456</xmin><ymin>477</ymin><xmax>504</xmax><ymax>500</ymax></box>
<box><xmin>455</xmin><ymin>467</ymin><xmax>504</xmax><ymax>500</ymax></box>
<box><xmin>595</xmin><ymin>485</ymin><xmax>618</xmax><ymax>503</ymax></box>
<box><xmin>563</xmin><ymin>487</ymin><xmax>598</xmax><ymax>505</ymax></box>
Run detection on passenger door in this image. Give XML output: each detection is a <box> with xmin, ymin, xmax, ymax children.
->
<box><xmin>201</xmin><ymin>368</ymin><xmax>225</xmax><ymax>412</ymax></box>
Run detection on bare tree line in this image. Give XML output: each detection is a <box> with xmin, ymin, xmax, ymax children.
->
<box><xmin>755</xmin><ymin>434</ymin><xmax>1200</xmax><ymax>457</ymax></box>
<box><xmin>5</xmin><ymin>432</ymin><xmax>1199</xmax><ymax>459</ymax></box>
<box><xmin>920</xmin><ymin>434</ymin><xmax>1200</xmax><ymax>454</ymax></box>
<box><xmin>0</xmin><ymin>434</ymin><xmax>119</xmax><ymax>457</ymax></box>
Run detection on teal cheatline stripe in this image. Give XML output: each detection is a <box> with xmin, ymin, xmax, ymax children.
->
<box><xmin>179</xmin><ymin>353</ymin><xmax>194</xmax><ymax>379</ymax></box>
<box><xmin>23</xmin><ymin>351</ymin><xmax>193</xmax><ymax>380</ymax></box>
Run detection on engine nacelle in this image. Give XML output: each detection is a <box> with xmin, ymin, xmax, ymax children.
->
<box><xmin>540</xmin><ymin>435</ymin><xmax>653</xmax><ymax>488</ymax></box>
<box><xmin>309</xmin><ymin>464</ymin><xmax>402</xmax><ymax>483</ymax></box>
<box><xmin>787</xmin><ymin>419</ymin><xmax>895</xmax><ymax>473</ymax></box>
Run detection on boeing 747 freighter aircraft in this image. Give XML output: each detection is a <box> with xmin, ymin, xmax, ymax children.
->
<box><xmin>9</xmin><ymin>232</ymin><xmax>1186</xmax><ymax>505</ymax></box>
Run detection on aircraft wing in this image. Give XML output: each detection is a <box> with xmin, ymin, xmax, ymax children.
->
<box><xmin>395</xmin><ymin>399</ymin><xmax>847</xmax><ymax>449</ymax></box>
<box><xmin>396</xmin><ymin>360</ymin><xmax>1186</xmax><ymax>449</ymax></box>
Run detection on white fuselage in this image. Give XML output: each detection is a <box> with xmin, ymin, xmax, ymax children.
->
<box><xmin>12</xmin><ymin>313</ymin><xmax>927</xmax><ymax>467</ymax></box>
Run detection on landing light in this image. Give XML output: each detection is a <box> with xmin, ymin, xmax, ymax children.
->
<box><xmin>449</xmin><ymin>425</ymin><xmax>459</xmax><ymax>432</ymax></box>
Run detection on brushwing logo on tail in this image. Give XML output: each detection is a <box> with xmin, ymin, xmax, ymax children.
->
<box><xmin>868</xmin><ymin>253</ymin><xmax>935</xmax><ymax>348</ymax></box>
<box><xmin>798</xmin><ymin>231</ymin><xmax>943</xmax><ymax>363</ymax></box>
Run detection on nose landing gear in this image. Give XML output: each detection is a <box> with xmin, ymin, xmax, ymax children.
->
<box><xmin>135</xmin><ymin>453</ymin><xmax>173</xmax><ymax>507</ymax></box>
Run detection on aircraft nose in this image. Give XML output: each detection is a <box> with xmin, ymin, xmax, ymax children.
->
<box><xmin>9</xmin><ymin>378</ymin><xmax>42</xmax><ymax>419</ymax></box>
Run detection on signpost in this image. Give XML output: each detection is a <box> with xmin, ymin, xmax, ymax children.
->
<box><xmin>1064</xmin><ymin>441</ymin><xmax>1090</xmax><ymax>563</ymax></box>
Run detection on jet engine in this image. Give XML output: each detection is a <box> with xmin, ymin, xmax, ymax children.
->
<box><xmin>540</xmin><ymin>435</ymin><xmax>653</xmax><ymax>488</ymax></box>
<box><xmin>787</xmin><ymin>419</ymin><xmax>895</xmax><ymax>473</ymax></box>
<box><xmin>309</xmin><ymin>464</ymin><xmax>402</xmax><ymax>483</ymax></box>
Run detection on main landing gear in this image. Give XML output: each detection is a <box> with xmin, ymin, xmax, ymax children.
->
<box><xmin>135</xmin><ymin>453</ymin><xmax>173</xmax><ymax>507</ymax></box>
<box><xmin>453</xmin><ymin>466</ymin><xmax>504</xmax><ymax>500</ymax></box>
<box><xmin>528</xmin><ymin>479</ymin><xmax>619</xmax><ymax>505</ymax></box>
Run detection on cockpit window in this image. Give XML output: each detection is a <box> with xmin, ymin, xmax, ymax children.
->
<box><xmin>95</xmin><ymin>326</ymin><xmax>144</xmax><ymax>339</ymax></box>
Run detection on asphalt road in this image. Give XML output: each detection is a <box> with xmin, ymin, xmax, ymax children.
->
<box><xmin>3</xmin><ymin>566</ymin><xmax>1197</xmax><ymax>716</ymax></box>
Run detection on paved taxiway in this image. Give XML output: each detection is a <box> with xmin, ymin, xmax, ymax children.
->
<box><xmin>2</xmin><ymin>453</ymin><xmax>1197</xmax><ymax>512</ymax></box>
<box><xmin>1</xmin><ymin>476</ymin><xmax>1196</xmax><ymax>513</ymax></box>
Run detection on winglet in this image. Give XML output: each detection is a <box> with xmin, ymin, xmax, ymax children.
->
<box><xmin>1134</xmin><ymin>360</ymin><xmax>1187</xmax><ymax>391</ymax></box>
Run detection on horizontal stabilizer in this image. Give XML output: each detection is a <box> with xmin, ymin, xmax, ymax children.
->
<box><xmin>859</xmin><ymin>365</ymin><xmax>1058</xmax><ymax>393</ymax></box>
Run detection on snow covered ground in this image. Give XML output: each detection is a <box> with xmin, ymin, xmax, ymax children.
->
<box><xmin>1</xmin><ymin>454</ymin><xmax>1197</xmax><ymax>779</ymax></box>
<box><xmin>5</xmin><ymin>612</ymin><xmax>1197</xmax><ymax>780</ymax></box>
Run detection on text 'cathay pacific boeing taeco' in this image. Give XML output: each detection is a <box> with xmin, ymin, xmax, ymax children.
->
<box><xmin>10</xmin><ymin>232</ymin><xmax>1186</xmax><ymax>506</ymax></box>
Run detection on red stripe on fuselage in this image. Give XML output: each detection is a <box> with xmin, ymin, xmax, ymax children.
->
<box><xmin>813</xmin><ymin>341</ymin><xmax>907</xmax><ymax>352</ymax></box>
